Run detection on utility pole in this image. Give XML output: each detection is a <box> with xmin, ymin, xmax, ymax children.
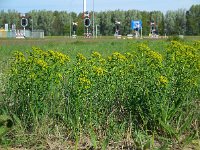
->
<box><xmin>93</xmin><ymin>0</ymin><xmax>95</xmax><ymax>38</ymax></box>
<box><xmin>31</xmin><ymin>18</ymin><xmax>33</xmax><ymax>38</ymax></box>
<box><xmin>96</xmin><ymin>25</ymin><xmax>99</xmax><ymax>38</ymax></box>
<box><xmin>70</xmin><ymin>12</ymin><xmax>71</xmax><ymax>38</ymax></box>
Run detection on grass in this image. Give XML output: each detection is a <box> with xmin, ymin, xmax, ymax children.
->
<box><xmin>0</xmin><ymin>36</ymin><xmax>200</xmax><ymax>149</ymax></box>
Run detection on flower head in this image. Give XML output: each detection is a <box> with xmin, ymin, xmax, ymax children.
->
<box><xmin>159</xmin><ymin>75</ymin><xmax>168</xmax><ymax>85</ymax></box>
<box><xmin>92</xmin><ymin>51</ymin><xmax>101</xmax><ymax>59</ymax></box>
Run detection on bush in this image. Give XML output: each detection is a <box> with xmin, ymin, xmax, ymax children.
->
<box><xmin>1</xmin><ymin>41</ymin><xmax>199</xmax><ymax>149</ymax></box>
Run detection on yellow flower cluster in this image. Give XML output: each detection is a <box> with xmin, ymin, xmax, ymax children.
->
<box><xmin>77</xmin><ymin>53</ymin><xmax>87</xmax><ymax>62</ymax></box>
<box><xmin>14</xmin><ymin>51</ymin><xmax>25</xmax><ymax>62</ymax></box>
<box><xmin>32</xmin><ymin>47</ymin><xmax>44</xmax><ymax>55</ymax></box>
<box><xmin>109</xmin><ymin>52</ymin><xmax>127</xmax><ymax>62</ymax></box>
<box><xmin>168</xmin><ymin>41</ymin><xmax>200</xmax><ymax>66</ymax></box>
<box><xmin>11</xmin><ymin>48</ymin><xmax>71</xmax><ymax>89</ymax></box>
<box><xmin>78</xmin><ymin>75</ymin><xmax>91</xmax><ymax>89</ymax></box>
<box><xmin>148</xmin><ymin>50</ymin><xmax>163</xmax><ymax>63</ymax></box>
<box><xmin>138</xmin><ymin>44</ymin><xmax>163</xmax><ymax>63</ymax></box>
<box><xmin>93</xmin><ymin>66</ymin><xmax>106</xmax><ymax>76</ymax></box>
<box><xmin>159</xmin><ymin>75</ymin><xmax>168</xmax><ymax>85</ymax></box>
<box><xmin>92</xmin><ymin>51</ymin><xmax>101</xmax><ymax>58</ymax></box>
<box><xmin>36</xmin><ymin>59</ymin><xmax>48</xmax><ymax>69</ymax></box>
<box><xmin>48</xmin><ymin>50</ymin><xmax>70</xmax><ymax>64</ymax></box>
<box><xmin>9</xmin><ymin>42</ymin><xmax>199</xmax><ymax>103</ymax></box>
<box><xmin>99</xmin><ymin>58</ymin><xmax>106</xmax><ymax>64</ymax></box>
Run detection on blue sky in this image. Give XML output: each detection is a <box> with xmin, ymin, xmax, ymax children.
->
<box><xmin>0</xmin><ymin>0</ymin><xmax>199</xmax><ymax>13</ymax></box>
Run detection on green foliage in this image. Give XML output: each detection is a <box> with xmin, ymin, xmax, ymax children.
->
<box><xmin>4</xmin><ymin>48</ymin><xmax>70</xmax><ymax>127</ymax></box>
<box><xmin>165</xmin><ymin>9</ymin><xmax>187</xmax><ymax>35</ymax></box>
<box><xmin>167</xmin><ymin>36</ymin><xmax>185</xmax><ymax>42</ymax></box>
<box><xmin>0</xmin><ymin>40</ymin><xmax>200</xmax><ymax>149</ymax></box>
<box><xmin>0</xmin><ymin>115</ymin><xmax>13</xmax><ymax>139</ymax></box>
<box><xmin>186</xmin><ymin>5</ymin><xmax>200</xmax><ymax>35</ymax></box>
<box><xmin>1</xmin><ymin>4</ymin><xmax>200</xmax><ymax>36</ymax></box>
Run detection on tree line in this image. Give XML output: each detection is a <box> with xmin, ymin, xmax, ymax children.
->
<box><xmin>0</xmin><ymin>4</ymin><xmax>199</xmax><ymax>36</ymax></box>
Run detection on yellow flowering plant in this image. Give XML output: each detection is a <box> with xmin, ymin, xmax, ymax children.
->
<box><xmin>2</xmin><ymin>40</ymin><xmax>199</xmax><ymax>149</ymax></box>
<box><xmin>6</xmin><ymin>47</ymin><xmax>70</xmax><ymax>124</ymax></box>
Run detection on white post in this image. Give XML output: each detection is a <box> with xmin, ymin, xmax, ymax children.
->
<box><xmin>32</xmin><ymin>19</ymin><xmax>33</xmax><ymax>32</ymax></box>
<box><xmin>24</xmin><ymin>27</ymin><xmax>25</xmax><ymax>37</ymax></box>
<box><xmin>70</xmin><ymin>12</ymin><xmax>71</xmax><ymax>38</ymax></box>
<box><xmin>83</xmin><ymin>0</ymin><xmax>86</xmax><ymax>36</ymax></box>
<box><xmin>92</xmin><ymin>0</ymin><xmax>95</xmax><ymax>38</ymax></box>
<box><xmin>83</xmin><ymin>0</ymin><xmax>86</xmax><ymax>15</ymax></box>
<box><xmin>32</xmin><ymin>19</ymin><xmax>33</xmax><ymax>38</ymax></box>
<box><xmin>96</xmin><ymin>25</ymin><xmax>98</xmax><ymax>38</ymax></box>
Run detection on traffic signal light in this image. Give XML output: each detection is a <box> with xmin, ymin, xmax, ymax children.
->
<box><xmin>73</xmin><ymin>25</ymin><xmax>77</xmax><ymax>32</ymax></box>
<box><xmin>21</xmin><ymin>18</ymin><xmax>28</xmax><ymax>27</ymax></box>
<box><xmin>84</xmin><ymin>18</ymin><xmax>90</xmax><ymax>27</ymax></box>
<box><xmin>72</xmin><ymin>22</ymin><xmax>78</xmax><ymax>32</ymax></box>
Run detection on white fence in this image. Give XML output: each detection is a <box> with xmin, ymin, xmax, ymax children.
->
<box><xmin>0</xmin><ymin>30</ymin><xmax>44</xmax><ymax>38</ymax></box>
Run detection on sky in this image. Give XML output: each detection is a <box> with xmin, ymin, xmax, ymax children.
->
<box><xmin>0</xmin><ymin>0</ymin><xmax>199</xmax><ymax>14</ymax></box>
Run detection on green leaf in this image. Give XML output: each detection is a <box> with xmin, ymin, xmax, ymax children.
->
<box><xmin>159</xmin><ymin>119</ymin><xmax>177</xmax><ymax>139</ymax></box>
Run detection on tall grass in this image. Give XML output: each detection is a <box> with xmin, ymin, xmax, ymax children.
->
<box><xmin>0</xmin><ymin>38</ymin><xmax>199</xmax><ymax>149</ymax></box>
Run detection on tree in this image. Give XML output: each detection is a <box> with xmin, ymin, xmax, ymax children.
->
<box><xmin>186</xmin><ymin>5</ymin><xmax>200</xmax><ymax>35</ymax></box>
<box><xmin>141</xmin><ymin>11</ymin><xmax>150</xmax><ymax>35</ymax></box>
<box><xmin>165</xmin><ymin>10</ymin><xmax>177</xmax><ymax>35</ymax></box>
<box><xmin>1</xmin><ymin>6</ymin><xmax>199</xmax><ymax>36</ymax></box>
<box><xmin>175</xmin><ymin>9</ymin><xmax>186</xmax><ymax>35</ymax></box>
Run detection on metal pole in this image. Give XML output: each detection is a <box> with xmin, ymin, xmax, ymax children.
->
<box><xmin>24</xmin><ymin>27</ymin><xmax>25</xmax><ymax>37</ymax></box>
<box><xmin>83</xmin><ymin>0</ymin><xmax>86</xmax><ymax>37</ymax></box>
<box><xmin>96</xmin><ymin>25</ymin><xmax>98</xmax><ymax>38</ymax></box>
<box><xmin>93</xmin><ymin>0</ymin><xmax>95</xmax><ymax>38</ymax></box>
<box><xmin>32</xmin><ymin>19</ymin><xmax>33</xmax><ymax>31</ymax></box>
<box><xmin>32</xmin><ymin>19</ymin><xmax>33</xmax><ymax>38</ymax></box>
<box><xmin>70</xmin><ymin>12</ymin><xmax>71</xmax><ymax>38</ymax></box>
<box><xmin>83</xmin><ymin>0</ymin><xmax>86</xmax><ymax>13</ymax></box>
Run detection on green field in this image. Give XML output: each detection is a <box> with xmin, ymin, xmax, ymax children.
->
<box><xmin>0</xmin><ymin>37</ymin><xmax>200</xmax><ymax>149</ymax></box>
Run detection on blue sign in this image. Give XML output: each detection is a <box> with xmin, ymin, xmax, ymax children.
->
<box><xmin>131</xmin><ymin>20</ymin><xmax>142</xmax><ymax>30</ymax></box>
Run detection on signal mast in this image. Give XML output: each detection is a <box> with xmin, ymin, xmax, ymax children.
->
<box><xmin>83</xmin><ymin>0</ymin><xmax>91</xmax><ymax>38</ymax></box>
<box><xmin>72</xmin><ymin>22</ymin><xmax>78</xmax><ymax>38</ymax></box>
<box><xmin>150</xmin><ymin>17</ymin><xmax>158</xmax><ymax>38</ymax></box>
